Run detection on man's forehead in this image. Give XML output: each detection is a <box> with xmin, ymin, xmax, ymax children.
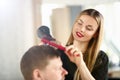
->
<box><xmin>47</xmin><ymin>57</ymin><xmax>62</xmax><ymax>67</ymax></box>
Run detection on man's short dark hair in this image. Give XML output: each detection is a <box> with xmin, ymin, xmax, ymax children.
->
<box><xmin>20</xmin><ymin>45</ymin><xmax>61</xmax><ymax>80</ymax></box>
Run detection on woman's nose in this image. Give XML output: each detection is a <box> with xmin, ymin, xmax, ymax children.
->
<box><xmin>80</xmin><ymin>26</ymin><xmax>85</xmax><ymax>32</ymax></box>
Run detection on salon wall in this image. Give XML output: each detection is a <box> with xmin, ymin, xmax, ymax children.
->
<box><xmin>0</xmin><ymin>0</ymin><xmax>41</xmax><ymax>80</ymax></box>
<box><xmin>51</xmin><ymin>6</ymin><xmax>82</xmax><ymax>45</ymax></box>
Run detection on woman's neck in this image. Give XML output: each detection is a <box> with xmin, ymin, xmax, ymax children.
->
<box><xmin>73</xmin><ymin>40</ymin><xmax>89</xmax><ymax>54</ymax></box>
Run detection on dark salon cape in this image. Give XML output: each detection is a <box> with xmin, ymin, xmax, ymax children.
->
<box><xmin>59</xmin><ymin>50</ymin><xmax>109</xmax><ymax>80</ymax></box>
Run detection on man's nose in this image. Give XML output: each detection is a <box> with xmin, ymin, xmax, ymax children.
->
<box><xmin>62</xmin><ymin>68</ymin><xmax>68</xmax><ymax>75</ymax></box>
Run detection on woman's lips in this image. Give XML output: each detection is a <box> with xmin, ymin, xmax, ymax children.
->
<box><xmin>76</xmin><ymin>32</ymin><xmax>84</xmax><ymax>38</ymax></box>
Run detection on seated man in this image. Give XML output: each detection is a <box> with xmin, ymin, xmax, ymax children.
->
<box><xmin>20</xmin><ymin>45</ymin><xmax>68</xmax><ymax>80</ymax></box>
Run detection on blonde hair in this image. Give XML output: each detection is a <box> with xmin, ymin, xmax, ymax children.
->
<box><xmin>66</xmin><ymin>9</ymin><xmax>104</xmax><ymax>80</ymax></box>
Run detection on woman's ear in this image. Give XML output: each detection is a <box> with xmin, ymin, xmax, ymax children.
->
<box><xmin>93</xmin><ymin>32</ymin><xmax>98</xmax><ymax>38</ymax></box>
<box><xmin>33</xmin><ymin>69</ymin><xmax>43</xmax><ymax>80</ymax></box>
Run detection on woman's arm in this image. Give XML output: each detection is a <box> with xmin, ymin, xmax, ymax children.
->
<box><xmin>65</xmin><ymin>45</ymin><xmax>95</xmax><ymax>80</ymax></box>
<box><xmin>77</xmin><ymin>60</ymin><xmax>95</xmax><ymax>80</ymax></box>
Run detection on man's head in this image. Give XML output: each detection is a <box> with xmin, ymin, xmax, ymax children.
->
<box><xmin>20</xmin><ymin>45</ymin><xmax>68</xmax><ymax>80</ymax></box>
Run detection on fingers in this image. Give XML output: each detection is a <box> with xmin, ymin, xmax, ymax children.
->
<box><xmin>71</xmin><ymin>47</ymin><xmax>79</xmax><ymax>56</ymax></box>
<box><xmin>65</xmin><ymin>45</ymin><xmax>80</xmax><ymax>57</ymax></box>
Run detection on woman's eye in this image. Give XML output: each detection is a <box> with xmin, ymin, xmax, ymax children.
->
<box><xmin>86</xmin><ymin>27</ymin><xmax>93</xmax><ymax>31</ymax></box>
<box><xmin>77</xmin><ymin>22</ymin><xmax>82</xmax><ymax>26</ymax></box>
<box><xmin>78</xmin><ymin>23</ymin><xmax>82</xmax><ymax>25</ymax></box>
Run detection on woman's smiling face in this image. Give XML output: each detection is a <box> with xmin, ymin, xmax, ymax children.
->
<box><xmin>72</xmin><ymin>15</ymin><xmax>98</xmax><ymax>43</ymax></box>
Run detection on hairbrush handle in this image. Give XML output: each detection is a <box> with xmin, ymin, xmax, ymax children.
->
<box><xmin>41</xmin><ymin>38</ymin><xmax>80</xmax><ymax>57</ymax></box>
<box><xmin>41</xmin><ymin>38</ymin><xmax>66</xmax><ymax>51</ymax></box>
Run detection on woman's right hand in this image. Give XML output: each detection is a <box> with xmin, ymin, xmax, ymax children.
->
<box><xmin>64</xmin><ymin>45</ymin><xmax>84</xmax><ymax>66</ymax></box>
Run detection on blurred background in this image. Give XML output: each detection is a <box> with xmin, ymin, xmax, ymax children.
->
<box><xmin>0</xmin><ymin>0</ymin><xmax>120</xmax><ymax>80</ymax></box>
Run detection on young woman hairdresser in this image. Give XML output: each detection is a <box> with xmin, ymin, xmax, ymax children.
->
<box><xmin>59</xmin><ymin>8</ymin><xmax>109</xmax><ymax>80</ymax></box>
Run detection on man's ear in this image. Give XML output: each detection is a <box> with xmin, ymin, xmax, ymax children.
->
<box><xmin>33</xmin><ymin>69</ymin><xmax>43</xmax><ymax>80</ymax></box>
